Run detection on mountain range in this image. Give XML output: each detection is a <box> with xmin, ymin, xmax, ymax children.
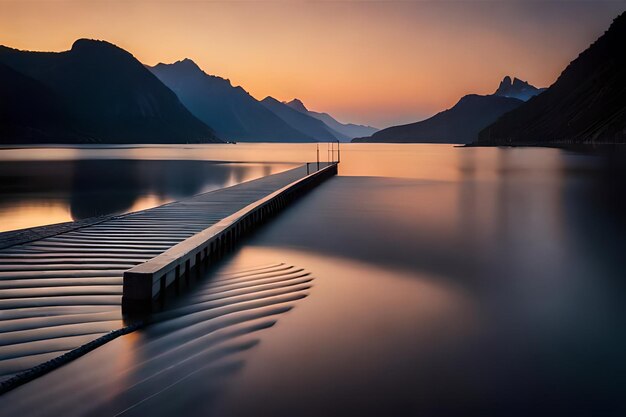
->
<box><xmin>149</xmin><ymin>60</ymin><xmax>316</xmax><ymax>142</ymax></box>
<box><xmin>151</xmin><ymin>59</ymin><xmax>373</xmax><ymax>142</ymax></box>
<box><xmin>0</xmin><ymin>39</ymin><xmax>220</xmax><ymax>144</ymax></box>
<box><xmin>285</xmin><ymin>99</ymin><xmax>378</xmax><ymax>140</ymax></box>
<box><xmin>0</xmin><ymin>40</ymin><xmax>372</xmax><ymax>144</ymax></box>
<box><xmin>476</xmin><ymin>12</ymin><xmax>626</xmax><ymax>145</ymax></box>
<box><xmin>353</xmin><ymin>75</ymin><xmax>544</xmax><ymax>144</ymax></box>
<box><xmin>259</xmin><ymin>96</ymin><xmax>343</xmax><ymax>142</ymax></box>
<box><xmin>3</xmin><ymin>10</ymin><xmax>624</xmax><ymax>147</ymax></box>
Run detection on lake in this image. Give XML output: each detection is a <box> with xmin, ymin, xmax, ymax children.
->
<box><xmin>0</xmin><ymin>145</ymin><xmax>307</xmax><ymax>232</ymax></box>
<box><xmin>1</xmin><ymin>143</ymin><xmax>626</xmax><ymax>416</ymax></box>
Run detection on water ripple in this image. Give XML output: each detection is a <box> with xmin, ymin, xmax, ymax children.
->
<box><xmin>0</xmin><ymin>261</ymin><xmax>313</xmax><ymax>417</ymax></box>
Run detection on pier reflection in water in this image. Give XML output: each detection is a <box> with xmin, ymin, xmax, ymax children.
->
<box><xmin>0</xmin><ymin>159</ymin><xmax>295</xmax><ymax>232</ymax></box>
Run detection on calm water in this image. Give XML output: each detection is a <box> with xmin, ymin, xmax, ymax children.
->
<box><xmin>2</xmin><ymin>144</ymin><xmax>626</xmax><ymax>416</ymax></box>
<box><xmin>0</xmin><ymin>153</ymin><xmax>299</xmax><ymax>232</ymax></box>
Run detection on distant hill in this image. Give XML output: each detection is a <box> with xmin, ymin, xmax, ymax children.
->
<box><xmin>260</xmin><ymin>97</ymin><xmax>340</xmax><ymax>142</ymax></box>
<box><xmin>0</xmin><ymin>39</ymin><xmax>221</xmax><ymax>144</ymax></box>
<box><xmin>284</xmin><ymin>99</ymin><xmax>378</xmax><ymax>140</ymax></box>
<box><xmin>150</xmin><ymin>60</ymin><xmax>315</xmax><ymax>142</ymax></box>
<box><xmin>353</xmin><ymin>94</ymin><xmax>523</xmax><ymax>144</ymax></box>
<box><xmin>493</xmin><ymin>76</ymin><xmax>546</xmax><ymax>101</ymax></box>
<box><xmin>477</xmin><ymin>13</ymin><xmax>626</xmax><ymax>145</ymax></box>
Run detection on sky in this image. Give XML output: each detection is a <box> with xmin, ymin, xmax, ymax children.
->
<box><xmin>1</xmin><ymin>1</ymin><xmax>625</xmax><ymax>128</ymax></box>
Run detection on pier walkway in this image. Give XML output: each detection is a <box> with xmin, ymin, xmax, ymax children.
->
<box><xmin>0</xmin><ymin>163</ymin><xmax>337</xmax><ymax>383</ymax></box>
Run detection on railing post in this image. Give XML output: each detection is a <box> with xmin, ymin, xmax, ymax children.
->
<box><xmin>337</xmin><ymin>140</ymin><xmax>340</xmax><ymax>163</ymax></box>
<box><xmin>317</xmin><ymin>143</ymin><xmax>319</xmax><ymax>170</ymax></box>
<box><xmin>327</xmin><ymin>143</ymin><xmax>330</xmax><ymax>165</ymax></box>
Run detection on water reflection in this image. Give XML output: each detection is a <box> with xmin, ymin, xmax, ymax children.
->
<box><xmin>0</xmin><ymin>262</ymin><xmax>313</xmax><ymax>416</ymax></box>
<box><xmin>0</xmin><ymin>144</ymin><xmax>323</xmax><ymax>163</ymax></box>
<box><xmin>211</xmin><ymin>145</ymin><xmax>626</xmax><ymax>416</ymax></box>
<box><xmin>0</xmin><ymin>160</ymin><xmax>296</xmax><ymax>232</ymax></box>
<box><xmin>2</xmin><ymin>144</ymin><xmax>626</xmax><ymax>415</ymax></box>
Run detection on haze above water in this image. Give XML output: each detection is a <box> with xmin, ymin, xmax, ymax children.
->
<box><xmin>2</xmin><ymin>144</ymin><xmax>626</xmax><ymax>415</ymax></box>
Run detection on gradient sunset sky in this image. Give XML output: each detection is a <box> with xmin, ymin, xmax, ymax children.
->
<box><xmin>1</xmin><ymin>1</ymin><xmax>625</xmax><ymax>127</ymax></box>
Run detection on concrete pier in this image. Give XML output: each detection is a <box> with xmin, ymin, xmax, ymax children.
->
<box><xmin>123</xmin><ymin>162</ymin><xmax>337</xmax><ymax>306</ymax></box>
<box><xmin>0</xmin><ymin>163</ymin><xmax>336</xmax><ymax>380</ymax></box>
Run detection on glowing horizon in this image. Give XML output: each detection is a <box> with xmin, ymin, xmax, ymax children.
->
<box><xmin>1</xmin><ymin>0</ymin><xmax>624</xmax><ymax>128</ymax></box>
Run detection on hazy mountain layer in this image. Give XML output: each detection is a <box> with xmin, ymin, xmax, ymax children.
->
<box><xmin>261</xmin><ymin>97</ymin><xmax>340</xmax><ymax>142</ymax></box>
<box><xmin>285</xmin><ymin>99</ymin><xmax>378</xmax><ymax>140</ymax></box>
<box><xmin>150</xmin><ymin>60</ymin><xmax>315</xmax><ymax>142</ymax></box>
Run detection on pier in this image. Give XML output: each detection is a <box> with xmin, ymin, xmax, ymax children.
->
<box><xmin>0</xmin><ymin>162</ymin><xmax>337</xmax><ymax>383</ymax></box>
<box><xmin>122</xmin><ymin>162</ymin><xmax>337</xmax><ymax>306</ymax></box>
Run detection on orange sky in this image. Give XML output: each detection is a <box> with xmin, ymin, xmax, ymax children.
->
<box><xmin>1</xmin><ymin>1</ymin><xmax>624</xmax><ymax>127</ymax></box>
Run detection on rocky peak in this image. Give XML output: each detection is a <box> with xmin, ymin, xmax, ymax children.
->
<box><xmin>285</xmin><ymin>98</ymin><xmax>308</xmax><ymax>113</ymax></box>
<box><xmin>494</xmin><ymin>75</ymin><xmax>545</xmax><ymax>101</ymax></box>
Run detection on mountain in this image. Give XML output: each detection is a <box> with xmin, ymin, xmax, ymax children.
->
<box><xmin>285</xmin><ymin>99</ymin><xmax>378</xmax><ymax>140</ymax></box>
<box><xmin>493</xmin><ymin>76</ymin><xmax>546</xmax><ymax>101</ymax></box>
<box><xmin>285</xmin><ymin>99</ymin><xmax>309</xmax><ymax>114</ymax></box>
<box><xmin>477</xmin><ymin>13</ymin><xmax>626</xmax><ymax>145</ymax></box>
<box><xmin>0</xmin><ymin>62</ymin><xmax>89</xmax><ymax>143</ymax></box>
<box><xmin>260</xmin><ymin>97</ymin><xmax>341</xmax><ymax>141</ymax></box>
<box><xmin>0</xmin><ymin>39</ymin><xmax>221</xmax><ymax>144</ymax></box>
<box><xmin>149</xmin><ymin>60</ymin><xmax>315</xmax><ymax>142</ymax></box>
<box><xmin>353</xmin><ymin>94</ymin><xmax>523</xmax><ymax>144</ymax></box>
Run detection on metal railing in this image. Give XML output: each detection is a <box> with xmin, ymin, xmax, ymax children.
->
<box><xmin>308</xmin><ymin>141</ymin><xmax>340</xmax><ymax>174</ymax></box>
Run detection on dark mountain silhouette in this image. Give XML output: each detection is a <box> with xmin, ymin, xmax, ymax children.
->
<box><xmin>493</xmin><ymin>76</ymin><xmax>546</xmax><ymax>101</ymax></box>
<box><xmin>149</xmin><ymin>59</ymin><xmax>315</xmax><ymax>142</ymax></box>
<box><xmin>0</xmin><ymin>63</ymin><xmax>89</xmax><ymax>143</ymax></box>
<box><xmin>0</xmin><ymin>39</ymin><xmax>221</xmax><ymax>144</ymax></box>
<box><xmin>260</xmin><ymin>96</ymin><xmax>341</xmax><ymax>141</ymax></box>
<box><xmin>353</xmin><ymin>94</ymin><xmax>523</xmax><ymax>144</ymax></box>
<box><xmin>285</xmin><ymin>99</ymin><xmax>378</xmax><ymax>140</ymax></box>
<box><xmin>477</xmin><ymin>13</ymin><xmax>626</xmax><ymax>145</ymax></box>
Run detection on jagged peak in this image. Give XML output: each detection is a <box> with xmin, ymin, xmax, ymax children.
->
<box><xmin>497</xmin><ymin>75</ymin><xmax>535</xmax><ymax>89</ymax></box>
<box><xmin>172</xmin><ymin>58</ymin><xmax>201</xmax><ymax>71</ymax></box>
<box><xmin>512</xmin><ymin>77</ymin><xmax>531</xmax><ymax>87</ymax></box>
<box><xmin>494</xmin><ymin>75</ymin><xmax>544</xmax><ymax>101</ymax></box>
<box><xmin>499</xmin><ymin>75</ymin><xmax>513</xmax><ymax>88</ymax></box>
<box><xmin>152</xmin><ymin>59</ymin><xmax>236</xmax><ymax>87</ymax></box>
<box><xmin>285</xmin><ymin>98</ymin><xmax>308</xmax><ymax>113</ymax></box>
<box><xmin>152</xmin><ymin>58</ymin><xmax>202</xmax><ymax>73</ymax></box>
